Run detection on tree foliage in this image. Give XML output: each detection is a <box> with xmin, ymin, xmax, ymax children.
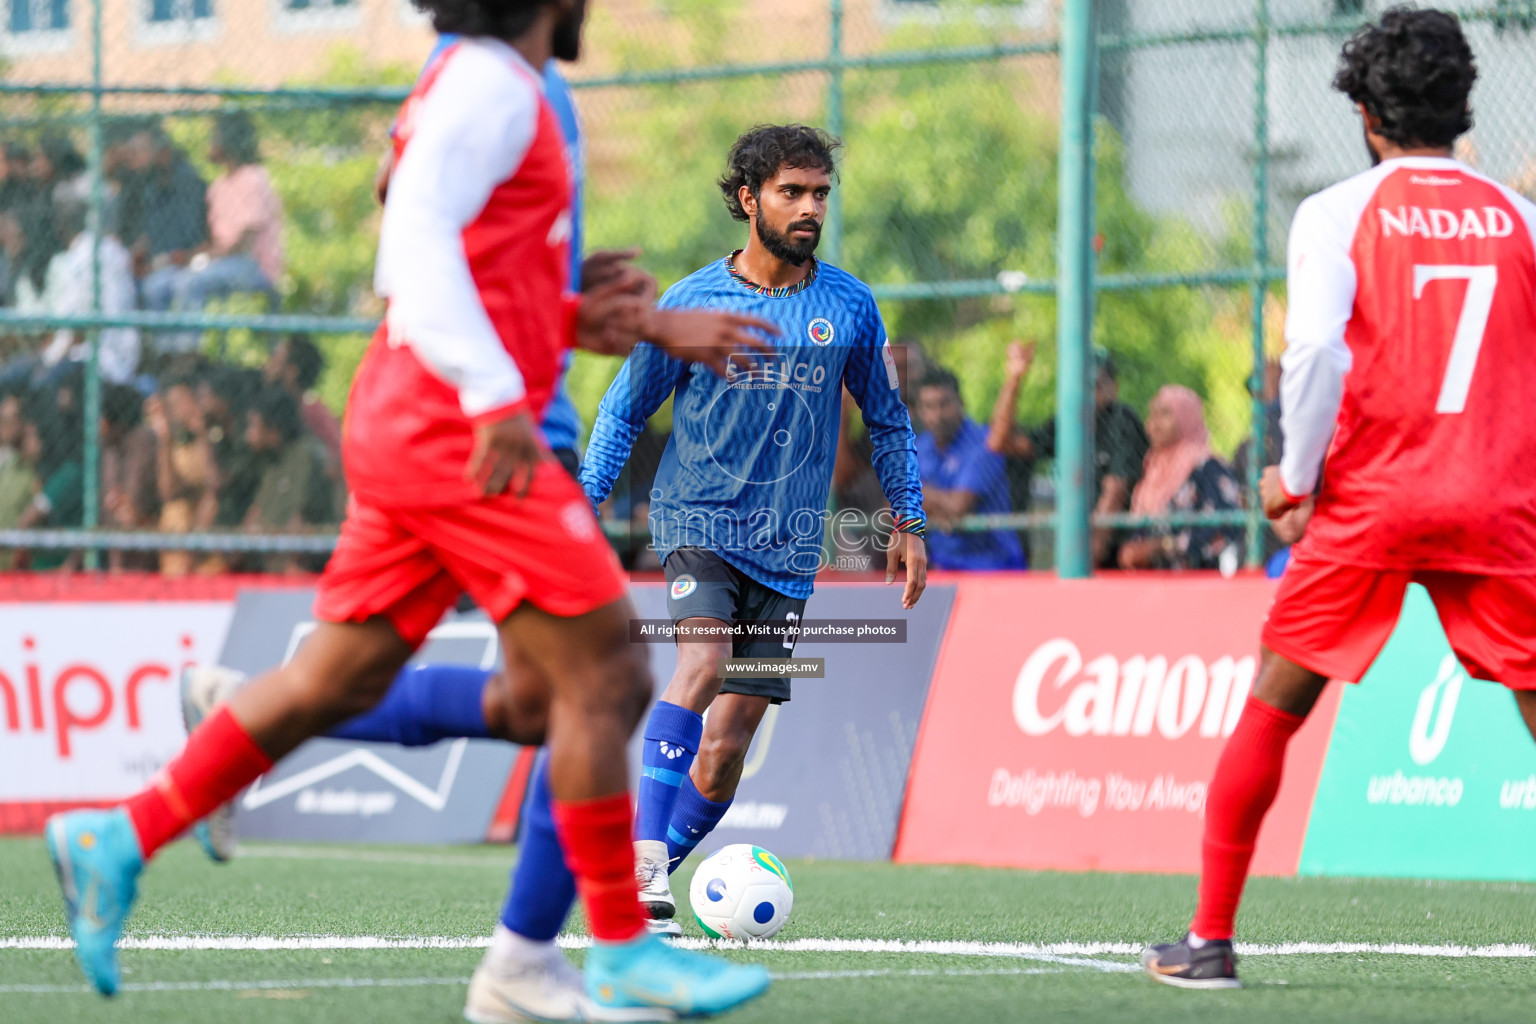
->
<box><xmin>183</xmin><ymin>9</ymin><xmax>1260</xmax><ymax>459</ymax></box>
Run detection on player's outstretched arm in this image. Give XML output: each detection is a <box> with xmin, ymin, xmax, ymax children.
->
<box><xmin>642</xmin><ymin>307</ymin><xmax>777</xmax><ymax>378</ymax></box>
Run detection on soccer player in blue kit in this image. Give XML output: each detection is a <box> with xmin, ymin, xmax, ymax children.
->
<box><xmin>579</xmin><ymin>124</ymin><xmax>929</xmax><ymax>932</ymax></box>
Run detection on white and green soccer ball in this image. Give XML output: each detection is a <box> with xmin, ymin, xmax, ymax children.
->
<box><xmin>688</xmin><ymin>844</ymin><xmax>794</xmax><ymax>940</ymax></box>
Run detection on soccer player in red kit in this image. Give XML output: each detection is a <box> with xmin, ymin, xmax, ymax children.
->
<box><xmin>45</xmin><ymin>1</ymin><xmax>777</xmax><ymax>1016</ymax></box>
<box><xmin>1145</xmin><ymin>7</ymin><xmax>1536</xmax><ymax>988</ymax></box>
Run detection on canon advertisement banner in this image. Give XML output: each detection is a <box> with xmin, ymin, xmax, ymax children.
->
<box><xmin>0</xmin><ymin>601</ymin><xmax>233</xmax><ymax>831</ymax></box>
<box><xmin>895</xmin><ymin>577</ymin><xmax>1341</xmax><ymax>874</ymax></box>
<box><xmin>220</xmin><ymin>590</ymin><xmax>519</xmax><ymax>845</ymax></box>
<box><xmin>628</xmin><ymin>582</ymin><xmax>955</xmax><ymax>862</ymax></box>
<box><xmin>1301</xmin><ymin>585</ymin><xmax>1536</xmax><ymax>881</ymax></box>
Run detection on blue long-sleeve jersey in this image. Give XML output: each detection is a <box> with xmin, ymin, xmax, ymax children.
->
<box><xmin>581</xmin><ymin>256</ymin><xmax>925</xmax><ymax>599</ymax></box>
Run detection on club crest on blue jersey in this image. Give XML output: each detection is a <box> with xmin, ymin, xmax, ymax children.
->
<box><xmin>671</xmin><ymin>575</ymin><xmax>698</xmax><ymax>600</ymax></box>
<box><xmin>807</xmin><ymin>318</ymin><xmax>835</xmax><ymax>346</ymax></box>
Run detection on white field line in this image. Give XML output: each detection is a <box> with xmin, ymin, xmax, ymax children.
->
<box><xmin>7</xmin><ymin>934</ymin><xmax>1536</xmax><ymax>962</ymax></box>
<box><xmin>235</xmin><ymin>846</ymin><xmax>511</xmax><ymax>869</ymax></box>
<box><xmin>0</xmin><ymin>977</ymin><xmax>471</xmax><ymax>995</ymax></box>
<box><xmin>0</xmin><ymin>967</ymin><xmax>1070</xmax><ymax>996</ymax></box>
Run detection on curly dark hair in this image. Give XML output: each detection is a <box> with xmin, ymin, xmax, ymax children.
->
<box><xmin>410</xmin><ymin>0</ymin><xmax>547</xmax><ymax>39</ymax></box>
<box><xmin>282</xmin><ymin>333</ymin><xmax>325</xmax><ymax>392</ymax></box>
<box><xmin>251</xmin><ymin>386</ymin><xmax>305</xmax><ymax>446</ymax></box>
<box><xmin>1332</xmin><ymin>6</ymin><xmax>1476</xmax><ymax>149</ymax></box>
<box><xmin>718</xmin><ymin>124</ymin><xmax>841</xmax><ymax>223</ymax></box>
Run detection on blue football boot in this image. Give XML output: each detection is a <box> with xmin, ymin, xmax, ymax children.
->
<box><xmin>45</xmin><ymin>809</ymin><xmax>144</xmax><ymax>996</ymax></box>
<box><xmin>585</xmin><ymin>932</ymin><xmax>769</xmax><ymax>1018</ymax></box>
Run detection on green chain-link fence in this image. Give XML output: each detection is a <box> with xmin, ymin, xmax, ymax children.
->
<box><xmin>1</xmin><ymin>0</ymin><xmax>1532</xmax><ymax>575</ymax></box>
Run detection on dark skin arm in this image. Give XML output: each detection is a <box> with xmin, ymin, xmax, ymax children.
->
<box><xmin>986</xmin><ymin>340</ymin><xmax>1037</xmax><ymax>459</ymax></box>
<box><xmin>885</xmin><ymin>530</ymin><xmax>929</xmax><ymax>610</ymax></box>
<box><xmin>1261</xmin><ymin>465</ymin><xmax>1315</xmax><ymax>545</ymax></box>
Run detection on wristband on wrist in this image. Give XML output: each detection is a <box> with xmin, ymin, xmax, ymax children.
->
<box><xmin>894</xmin><ymin>515</ymin><xmax>927</xmax><ymax>538</ymax></box>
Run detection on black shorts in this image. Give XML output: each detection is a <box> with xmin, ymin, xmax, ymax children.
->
<box><xmin>664</xmin><ymin>547</ymin><xmax>807</xmax><ymax>703</ymax></box>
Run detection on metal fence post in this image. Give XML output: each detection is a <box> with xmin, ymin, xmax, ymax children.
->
<box><xmin>82</xmin><ymin>0</ymin><xmax>105</xmax><ymax>570</ymax></box>
<box><xmin>1246</xmin><ymin>0</ymin><xmax>1270</xmax><ymax>568</ymax></box>
<box><xmin>1055</xmin><ymin>0</ymin><xmax>1095</xmax><ymax>579</ymax></box>
<box><xmin>824</xmin><ymin>0</ymin><xmax>845</xmax><ymax>265</ymax></box>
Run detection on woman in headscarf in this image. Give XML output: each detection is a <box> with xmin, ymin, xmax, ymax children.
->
<box><xmin>1118</xmin><ymin>384</ymin><xmax>1243</xmax><ymax>571</ymax></box>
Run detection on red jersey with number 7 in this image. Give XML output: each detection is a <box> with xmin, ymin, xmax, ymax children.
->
<box><xmin>1278</xmin><ymin>156</ymin><xmax>1536</xmax><ymax>573</ymax></box>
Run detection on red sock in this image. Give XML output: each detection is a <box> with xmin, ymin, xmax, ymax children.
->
<box><xmin>551</xmin><ymin>793</ymin><xmax>645</xmax><ymax>943</ymax></box>
<box><xmin>1190</xmin><ymin>696</ymin><xmax>1305</xmax><ymax>940</ymax></box>
<box><xmin>123</xmin><ymin>705</ymin><xmax>273</xmax><ymax>859</ymax></box>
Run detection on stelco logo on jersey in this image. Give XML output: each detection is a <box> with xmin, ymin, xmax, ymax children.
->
<box><xmin>725</xmin><ymin>353</ymin><xmax>828</xmax><ymax>393</ymax></box>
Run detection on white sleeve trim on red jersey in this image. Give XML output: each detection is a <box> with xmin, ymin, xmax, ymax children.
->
<box><xmin>1486</xmin><ymin>176</ymin><xmax>1536</xmax><ymax>278</ymax></box>
<box><xmin>374</xmin><ymin>39</ymin><xmax>541</xmax><ymax>419</ymax></box>
<box><xmin>1278</xmin><ymin>164</ymin><xmax>1398</xmax><ymax>499</ymax></box>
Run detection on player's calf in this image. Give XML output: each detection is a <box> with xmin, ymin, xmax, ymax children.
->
<box><xmin>691</xmin><ymin>695</ymin><xmax>769</xmax><ymax>803</ymax></box>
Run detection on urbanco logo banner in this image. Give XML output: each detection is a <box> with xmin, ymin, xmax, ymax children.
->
<box><xmin>895</xmin><ymin>576</ymin><xmax>1340</xmax><ymax>874</ymax></box>
<box><xmin>1300</xmin><ymin>585</ymin><xmax>1536</xmax><ymax>881</ymax></box>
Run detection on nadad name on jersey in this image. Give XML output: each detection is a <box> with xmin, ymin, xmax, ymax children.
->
<box><xmin>1012</xmin><ymin>638</ymin><xmax>1255</xmax><ymax>741</ymax></box>
<box><xmin>1378</xmin><ymin>204</ymin><xmax>1516</xmax><ymax>241</ymax></box>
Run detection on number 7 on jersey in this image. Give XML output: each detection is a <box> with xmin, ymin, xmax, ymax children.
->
<box><xmin>1413</xmin><ymin>264</ymin><xmax>1498</xmax><ymax>414</ymax></box>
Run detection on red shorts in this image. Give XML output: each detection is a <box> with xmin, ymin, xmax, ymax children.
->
<box><xmin>315</xmin><ymin>461</ymin><xmax>628</xmax><ymax>649</ymax></box>
<box><xmin>1263</xmin><ymin>551</ymin><xmax>1536</xmax><ymax>689</ymax></box>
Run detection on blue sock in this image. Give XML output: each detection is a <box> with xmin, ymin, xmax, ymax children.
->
<box><xmin>666</xmin><ymin>775</ymin><xmax>732</xmax><ymax>872</ymax></box>
<box><xmin>635</xmin><ymin>701</ymin><xmax>704</xmax><ymax>842</ymax></box>
<box><xmin>326</xmin><ymin>663</ymin><xmax>492</xmax><ymax>746</ymax></box>
<box><xmin>499</xmin><ymin>752</ymin><xmax>576</xmax><ymax>941</ymax></box>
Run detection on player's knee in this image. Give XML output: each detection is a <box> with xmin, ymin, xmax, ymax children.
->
<box><xmin>284</xmin><ymin>643</ymin><xmax>400</xmax><ymax>725</ymax></box>
<box><xmin>605</xmin><ymin>642</ymin><xmax>653</xmax><ymax>729</ymax></box>
<box><xmin>492</xmin><ymin>678</ymin><xmax>550</xmax><ymax>745</ymax></box>
<box><xmin>668</xmin><ymin>641</ymin><xmax>731</xmax><ymax>706</ymax></box>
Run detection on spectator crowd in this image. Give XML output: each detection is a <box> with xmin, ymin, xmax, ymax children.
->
<box><xmin>0</xmin><ymin>336</ymin><xmax>340</xmax><ymax>574</ymax></box>
<box><xmin>838</xmin><ymin>338</ymin><xmax>1250</xmax><ymax>575</ymax></box>
<box><xmin>0</xmin><ymin>111</ymin><xmax>284</xmax><ymax>383</ymax></box>
<box><xmin>0</xmin><ymin>113</ymin><xmax>1257</xmax><ymax>578</ymax></box>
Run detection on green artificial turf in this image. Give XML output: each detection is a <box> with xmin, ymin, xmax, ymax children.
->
<box><xmin>4</xmin><ymin>837</ymin><xmax>1536</xmax><ymax>1023</ymax></box>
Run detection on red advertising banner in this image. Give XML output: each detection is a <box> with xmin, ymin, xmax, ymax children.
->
<box><xmin>894</xmin><ymin>575</ymin><xmax>1340</xmax><ymax>875</ymax></box>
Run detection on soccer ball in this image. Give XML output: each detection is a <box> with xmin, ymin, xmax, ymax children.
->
<box><xmin>688</xmin><ymin>844</ymin><xmax>794</xmax><ymax>940</ymax></box>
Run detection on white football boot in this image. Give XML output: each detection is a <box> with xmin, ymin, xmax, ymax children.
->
<box><xmin>179</xmin><ymin>664</ymin><xmax>247</xmax><ymax>862</ymax></box>
<box><xmin>463</xmin><ymin>926</ymin><xmax>674</xmax><ymax>1023</ymax></box>
<box><xmin>634</xmin><ymin>839</ymin><xmax>679</xmax><ymax>934</ymax></box>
